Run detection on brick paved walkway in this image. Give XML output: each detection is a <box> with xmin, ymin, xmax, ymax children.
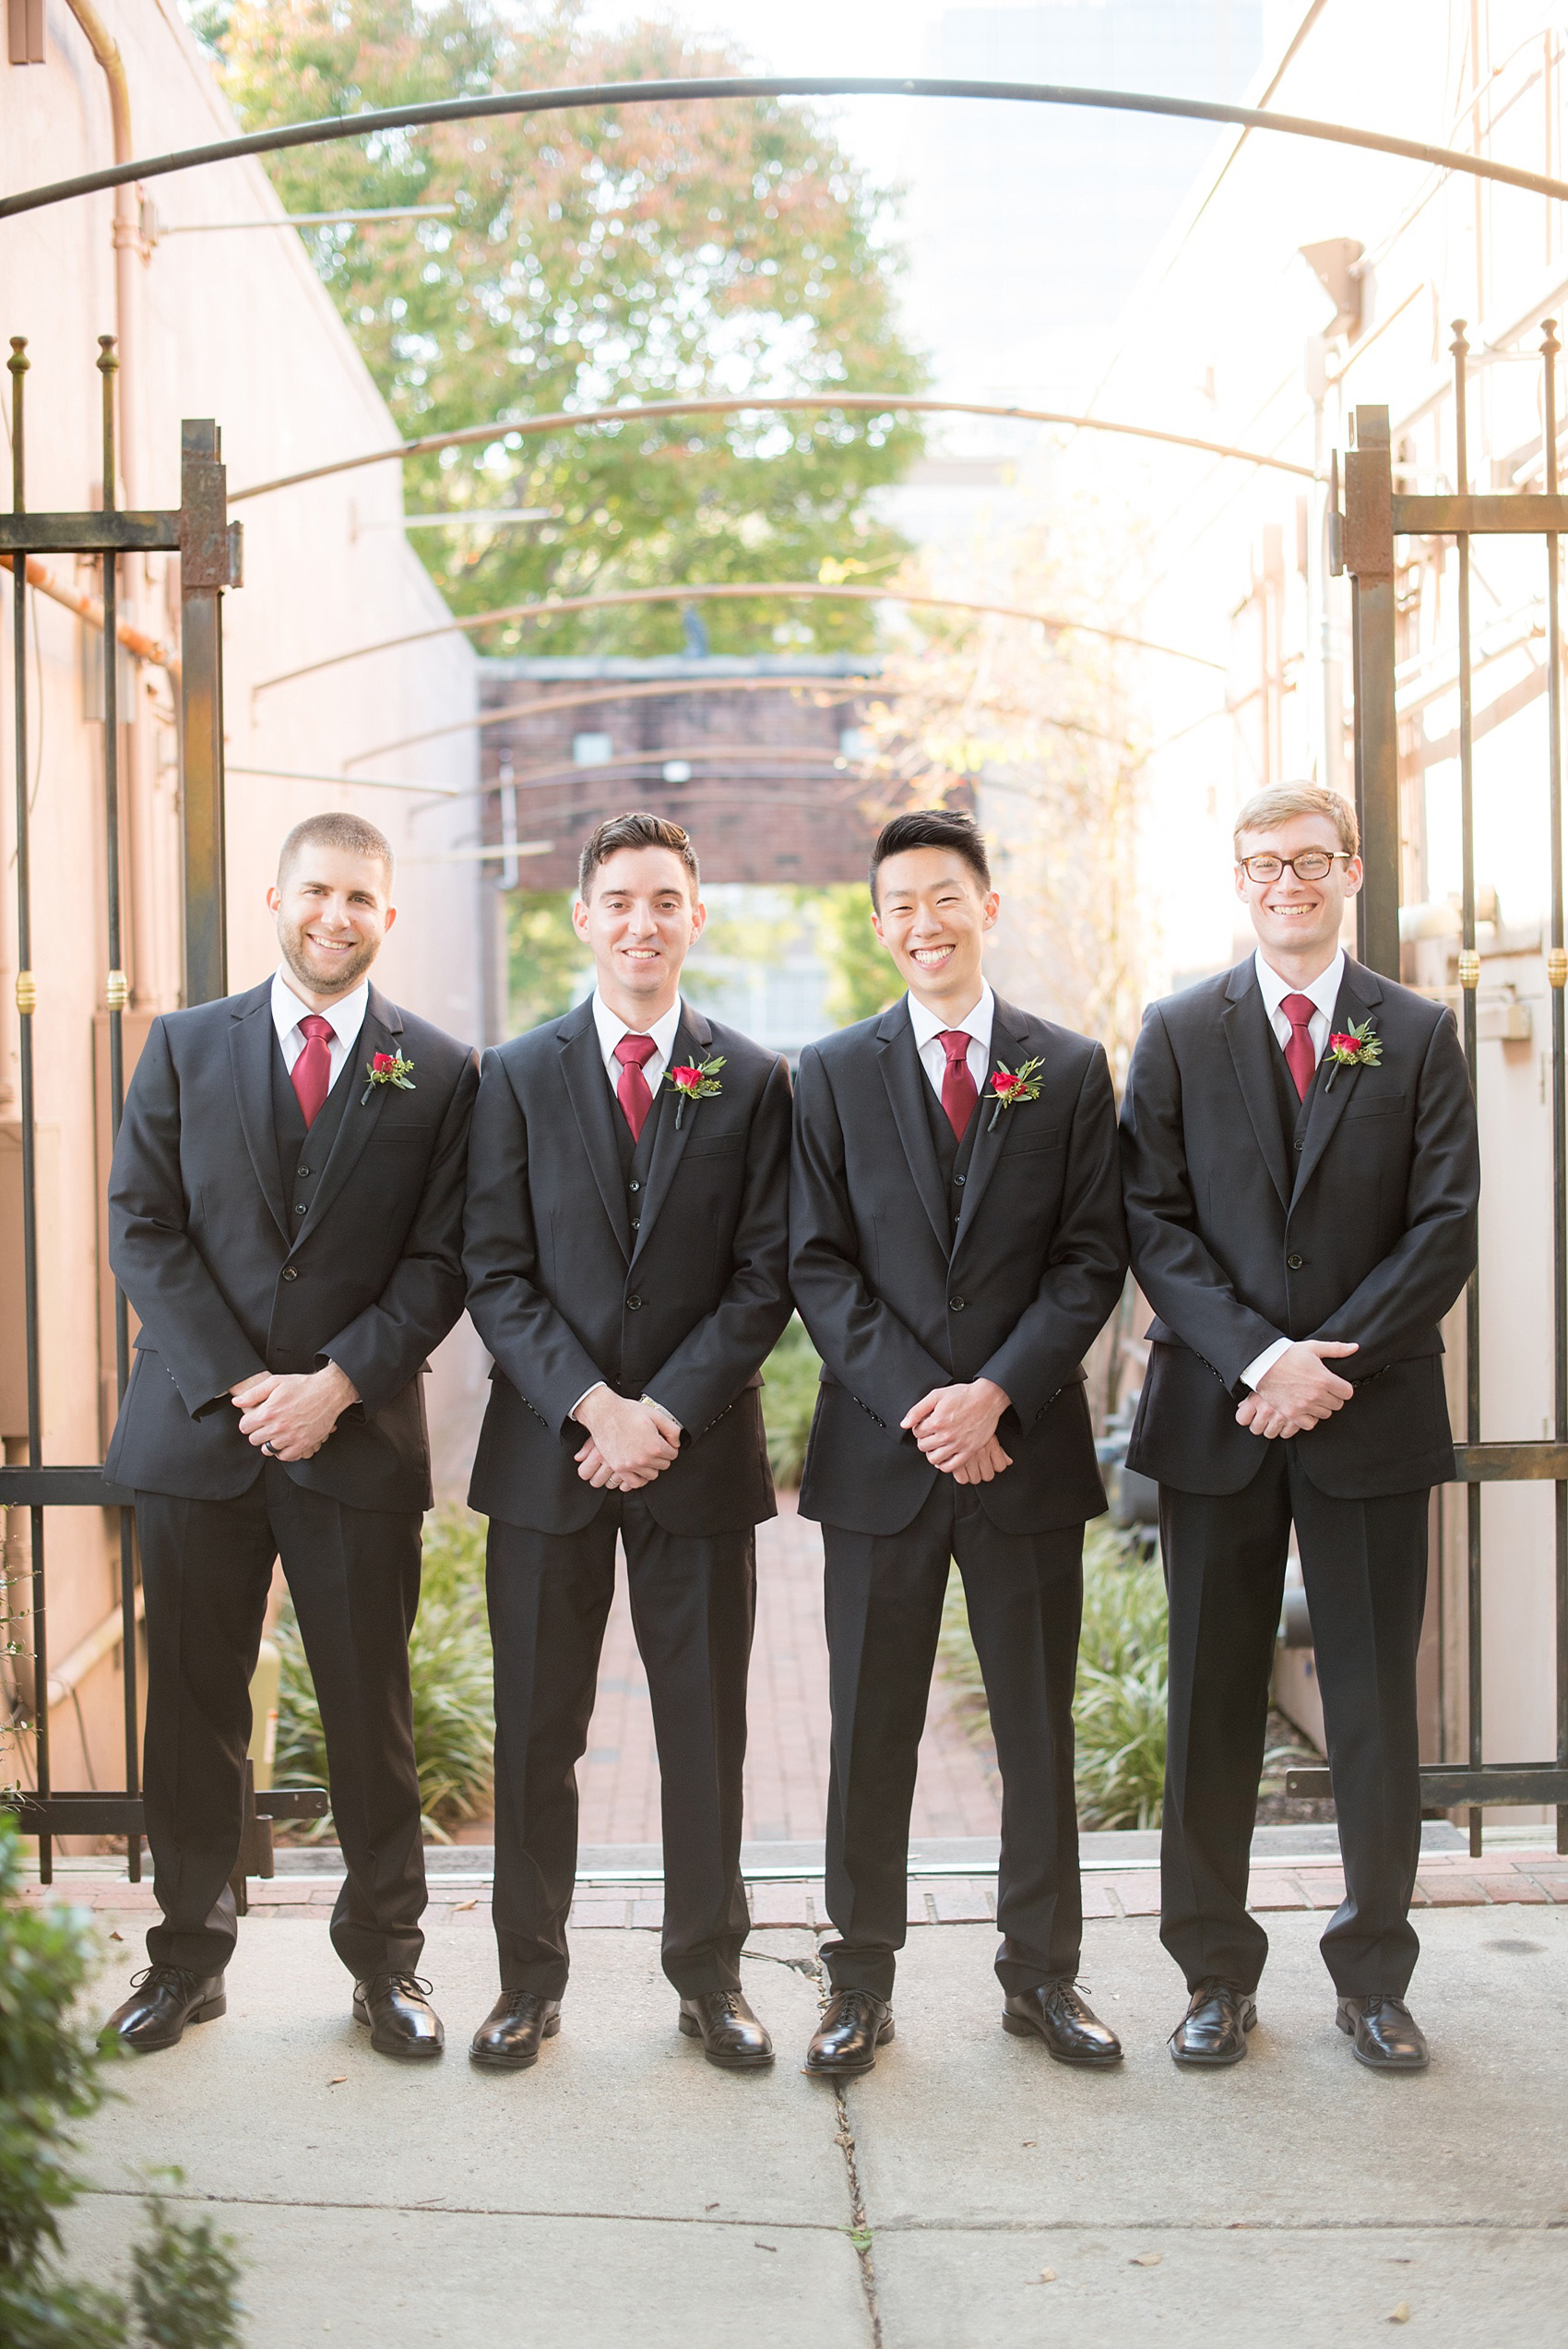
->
<box><xmin>466</xmin><ymin>1491</ymin><xmax>1002</xmax><ymax>1848</ymax></box>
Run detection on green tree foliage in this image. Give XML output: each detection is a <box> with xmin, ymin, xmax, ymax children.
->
<box><xmin>807</xmin><ymin>883</ymin><xmax>898</xmax><ymax>1027</ymax></box>
<box><xmin>505</xmin><ymin>887</ymin><xmax>587</xmax><ymax>1030</ymax></box>
<box><xmin>206</xmin><ymin>1</ymin><xmax>926</xmax><ymax>656</ymax></box>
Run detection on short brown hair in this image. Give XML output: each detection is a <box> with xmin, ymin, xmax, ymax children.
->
<box><xmin>870</xmin><ymin>807</ymin><xmax>992</xmax><ymax>906</ymax></box>
<box><xmin>577</xmin><ymin>811</ymin><xmax>700</xmax><ymax>900</ymax></box>
<box><xmin>1233</xmin><ymin>783</ymin><xmax>1359</xmax><ymax>859</ymax></box>
<box><xmin>278</xmin><ymin>811</ymin><xmax>394</xmax><ymax>887</ymax></box>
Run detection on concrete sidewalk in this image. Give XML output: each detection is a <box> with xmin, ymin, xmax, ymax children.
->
<box><xmin>63</xmin><ymin>1900</ymin><xmax>1568</xmax><ymax>2348</ymax></box>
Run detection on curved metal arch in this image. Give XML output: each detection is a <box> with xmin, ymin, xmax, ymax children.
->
<box><xmin>232</xmin><ymin>393</ymin><xmax>1314</xmax><ymax>504</ymax></box>
<box><xmin>4</xmin><ymin>75</ymin><xmax>1567</xmax><ymax>223</ymax></box>
<box><xmin>251</xmin><ymin>578</ymin><xmax>1226</xmax><ymax>699</ymax></box>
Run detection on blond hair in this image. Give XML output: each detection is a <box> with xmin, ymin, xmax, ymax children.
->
<box><xmin>1233</xmin><ymin>783</ymin><xmax>1358</xmax><ymax>859</ymax></box>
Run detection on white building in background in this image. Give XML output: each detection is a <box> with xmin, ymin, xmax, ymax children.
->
<box><xmin>1075</xmin><ymin>0</ymin><xmax>1568</xmax><ymax>1802</ymax></box>
<box><xmin>1</xmin><ymin>3</ymin><xmax>484</xmax><ymax>1807</ymax></box>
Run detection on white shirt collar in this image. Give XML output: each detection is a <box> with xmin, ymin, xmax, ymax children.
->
<box><xmin>1253</xmin><ymin>947</ymin><xmax>1344</xmax><ymax>1026</ymax></box>
<box><xmin>270</xmin><ymin>968</ymin><xmax>369</xmax><ymax>1053</ymax></box>
<box><xmin>590</xmin><ymin>990</ymin><xmax>683</xmax><ymax>1067</ymax></box>
<box><xmin>907</xmin><ymin>980</ymin><xmax>994</xmax><ymax>1054</ymax></box>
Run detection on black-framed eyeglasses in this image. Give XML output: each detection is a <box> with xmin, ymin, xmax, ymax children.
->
<box><xmin>1237</xmin><ymin>850</ymin><xmax>1352</xmax><ymax>883</ymax></box>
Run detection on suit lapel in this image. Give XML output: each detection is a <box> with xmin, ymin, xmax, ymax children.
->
<box><xmin>228</xmin><ymin>984</ymin><xmax>291</xmax><ymax>1244</ymax></box>
<box><xmin>631</xmin><ymin>1002</ymin><xmax>708</xmax><ymax>1267</ymax></box>
<box><xmin>876</xmin><ymin>999</ymin><xmax>950</xmax><ymax>1253</ymax></box>
<box><xmin>950</xmin><ymin>995</ymin><xmax>1029</xmax><ymax>1258</ymax></box>
<box><xmin>556</xmin><ymin>998</ymin><xmax>633</xmax><ymax>1260</ymax></box>
<box><xmin>1290</xmin><ymin>960</ymin><xmax>1383</xmax><ymax>1207</ymax></box>
<box><xmin>291</xmin><ymin>985</ymin><xmax>398</xmax><ymax>1251</ymax></box>
<box><xmin>1221</xmin><ymin>960</ymin><xmax>1292</xmax><ymax>1210</ymax></box>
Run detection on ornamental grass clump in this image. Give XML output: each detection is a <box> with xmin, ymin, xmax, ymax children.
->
<box><xmin>273</xmin><ymin>1506</ymin><xmax>494</xmax><ymax>1840</ymax></box>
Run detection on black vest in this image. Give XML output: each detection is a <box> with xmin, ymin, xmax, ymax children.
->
<box><xmin>1265</xmin><ymin>1017</ymin><xmax>1320</xmax><ymax>1163</ymax></box>
<box><xmin>270</xmin><ymin>1028</ymin><xmax>360</xmax><ymax>1230</ymax></box>
<box><xmin>918</xmin><ymin>1051</ymin><xmax>985</xmax><ymax>1249</ymax></box>
<box><xmin>612</xmin><ymin>1072</ymin><xmax>663</xmax><ymax>1238</ymax></box>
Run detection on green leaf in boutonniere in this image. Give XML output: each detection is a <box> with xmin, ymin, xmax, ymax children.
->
<box><xmin>361</xmin><ymin>1050</ymin><xmax>416</xmax><ymax>1105</ymax></box>
<box><xmin>665</xmin><ymin>1053</ymin><xmax>724</xmax><ymax>1128</ymax></box>
<box><xmin>985</xmin><ymin>1055</ymin><xmax>1045</xmax><ymax>1132</ymax></box>
<box><xmin>1323</xmin><ymin>1019</ymin><xmax>1382</xmax><ymax>1091</ymax></box>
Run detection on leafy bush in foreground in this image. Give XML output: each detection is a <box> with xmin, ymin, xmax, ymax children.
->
<box><xmin>760</xmin><ymin>1317</ymin><xmax>824</xmax><ymax>1490</ymax></box>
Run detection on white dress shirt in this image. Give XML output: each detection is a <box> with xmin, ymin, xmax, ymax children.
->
<box><xmin>590</xmin><ymin>990</ymin><xmax>683</xmax><ymax>1100</ymax></box>
<box><xmin>573</xmin><ymin>992</ymin><xmax>687</xmax><ymax>1428</ymax></box>
<box><xmin>1240</xmin><ymin>947</ymin><xmax>1347</xmax><ymax>1392</ymax></box>
<box><xmin>908</xmin><ymin>981</ymin><xmax>994</xmax><ymax>1100</ymax></box>
<box><xmin>270</xmin><ymin>969</ymin><xmax>369</xmax><ymax>1091</ymax></box>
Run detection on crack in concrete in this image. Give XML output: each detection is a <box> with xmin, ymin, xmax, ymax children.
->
<box><xmin>77</xmin><ymin>2188</ymin><xmax>849</xmax><ymax>2232</ymax></box>
<box><xmin>798</xmin><ymin>1946</ymin><xmax>884</xmax><ymax>2349</ymax></box>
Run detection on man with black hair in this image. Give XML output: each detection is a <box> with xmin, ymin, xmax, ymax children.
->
<box><xmin>789</xmin><ymin>808</ymin><xmax>1128</xmax><ymax>2074</ymax></box>
<box><xmin>101</xmin><ymin>814</ymin><xmax>478</xmax><ymax>2060</ymax></box>
<box><xmin>463</xmin><ymin>813</ymin><xmax>793</xmax><ymax>2073</ymax></box>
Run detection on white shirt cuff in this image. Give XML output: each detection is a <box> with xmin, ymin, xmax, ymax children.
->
<box><xmin>571</xmin><ymin>1382</ymin><xmax>607</xmax><ymax>1419</ymax></box>
<box><xmin>1240</xmin><ymin>1338</ymin><xmax>1292</xmax><ymax>1390</ymax></box>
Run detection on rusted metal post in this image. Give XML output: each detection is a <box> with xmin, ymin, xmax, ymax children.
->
<box><xmin>6</xmin><ymin>337</ymin><xmax>49</xmax><ymax>1882</ymax></box>
<box><xmin>96</xmin><ymin>335</ymin><xmax>141</xmax><ymax>1876</ymax></box>
<box><xmin>1545</xmin><ymin>320</ymin><xmax>1568</xmax><ymax>1859</ymax></box>
<box><xmin>1452</xmin><ymin>323</ymin><xmax>1485</xmax><ymax>1860</ymax></box>
<box><xmin>179</xmin><ymin>420</ymin><xmax>232</xmax><ymax>1007</ymax></box>
<box><xmin>1342</xmin><ymin>404</ymin><xmax>1400</xmax><ymax>979</ymax></box>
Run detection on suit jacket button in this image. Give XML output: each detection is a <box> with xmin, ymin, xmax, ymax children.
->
<box><xmin>281</xmin><ymin>1267</ymin><xmax>298</xmax><ymax>1282</ymax></box>
<box><xmin>950</xmin><ymin>1295</ymin><xmax>966</xmax><ymax>1310</ymax></box>
<box><xmin>629</xmin><ymin>1179</ymin><xmax>641</xmax><ymax>1192</ymax></box>
<box><xmin>627</xmin><ymin>1294</ymin><xmax>642</xmax><ymax>1310</ymax></box>
<box><xmin>1287</xmin><ymin>1252</ymin><xmax>1303</xmax><ymax>1270</ymax></box>
<box><xmin>954</xmin><ymin>1172</ymin><xmax>966</xmax><ymax>1185</ymax></box>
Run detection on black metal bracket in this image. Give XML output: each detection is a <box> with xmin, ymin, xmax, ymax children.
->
<box><xmin>1287</xmin><ymin>1762</ymin><xmax>1568</xmax><ymax>1807</ymax></box>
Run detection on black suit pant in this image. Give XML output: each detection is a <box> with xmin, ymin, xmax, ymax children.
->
<box><xmin>1159</xmin><ymin>1443</ymin><xmax>1428</xmax><ymax>1999</ymax></box>
<box><xmin>820</xmin><ymin>1479</ymin><xmax>1085</xmax><ymax>2002</ymax></box>
<box><xmin>486</xmin><ymin>1497</ymin><xmax>754</xmax><ymax>1999</ymax></box>
<box><xmin>137</xmin><ymin>1463</ymin><xmax>426</xmax><ymax>1979</ymax></box>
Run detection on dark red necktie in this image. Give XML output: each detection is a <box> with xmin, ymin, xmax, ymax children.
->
<box><xmin>937</xmin><ymin>1029</ymin><xmax>980</xmax><ymax>1139</ymax></box>
<box><xmin>614</xmin><ymin>1032</ymin><xmax>658</xmax><ymax>1144</ymax></box>
<box><xmin>1280</xmin><ymin>993</ymin><xmax>1317</xmax><ymax>1102</ymax></box>
<box><xmin>291</xmin><ymin>1013</ymin><xmax>335</xmax><ymax>1127</ymax></box>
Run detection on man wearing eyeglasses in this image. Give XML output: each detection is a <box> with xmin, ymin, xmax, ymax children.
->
<box><xmin>1120</xmin><ymin>783</ymin><xmax>1479</xmax><ymax>2074</ymax></box>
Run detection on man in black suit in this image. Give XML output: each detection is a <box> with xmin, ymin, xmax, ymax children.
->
<box><xmin>1120</xmin><ymin>782</ymin><xmax>1479</xmax><ymax>2073</ymax></box>
<box><xmin>101</xmin><ymin>813</ymin><xmax>478</xmax><ymax>2059</ymax></box>
<box><xmin>789</xmin><ymin>808</ymin><xmax>1128</xmax><ymax>2075</ymax></box>
<box><xmin>462</xmin><ymin>812</ymin><xmax>792</xmax><ymax>2073</ymax></box>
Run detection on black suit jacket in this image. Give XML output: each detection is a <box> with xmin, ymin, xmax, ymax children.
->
<box><xmin>1119</xmin><ymin>954</ymin><xmax>1480</xmax><ymax>1499</ymax></box>
<box><xmin>789</xmin><ymin>993</ymin><xmax>1127</xmax><ymax>1537</ymax></box>
<box><xmin>104</xmin><ymin>979</ymin><xmax>479</xmax><ymax>1510</ymax></box>
<box><xmin>463</xmin><ymin>998</ymin><xmax>793</xmax><ymax>1536</ymax></box>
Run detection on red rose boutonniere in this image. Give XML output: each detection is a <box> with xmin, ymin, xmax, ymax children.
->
<box><xmin>665</xmin><ymin>1053</ymin><xmax>724</xmax><ymax>1128</ymax></box>
<box><xmin>1323</xmin><ymin>1019</ymin><xmax>1382</xmax><ymax>1091</ymax></box>
<box><xmin>985</xmin><ymin>1055</ymin><xmax>1045</xmax><ymax>1132</ymax></box>
<box><xmin>361</xmin><ymin>1050</ymin><xmax>416</xmax><ymax>1105</ymax></box>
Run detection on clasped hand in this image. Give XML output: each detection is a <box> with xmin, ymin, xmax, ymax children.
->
<box><xmin>574</xmin><ymin>1387</ymin><xmax>683</xmax><ymax>1491</ymax></box>
<box><xmin>1235</xmin><ymin>1339</ymin><xmax>1359</xmax><ymax>1440</ymax></box>
<box><xmin>232</xmin><ymin>1362</ymin><xmax>359</xmax><ymax>1461</ymax></box>
<box><xmin>901</xmin><ymin>1377</ymin><xmax>1013</xmax><ymax>1483</ymax></box>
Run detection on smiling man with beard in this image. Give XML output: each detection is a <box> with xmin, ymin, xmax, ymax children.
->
<box><xmin>100</xmin><ymin>813</ymin><xmax>478</xmax><ymax>2062</ymax></box>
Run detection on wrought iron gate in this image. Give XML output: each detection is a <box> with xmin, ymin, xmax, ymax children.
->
<box><xmin>1</xmin><ymin>335</ymin><xmax>323</xmax><ymax>1881</ymax></box>
<box><xmin>1286</xmin><ymin>325</ymin><xmax>1568</xmax><ymax>1853</ymax></box>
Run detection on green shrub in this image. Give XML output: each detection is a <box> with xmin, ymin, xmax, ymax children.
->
<box><xmin>761</xmin><ymin>1317</ymin><xmax>824</xmax><ymax>1490</ymax></box>
<box><xmin>0</xmin><ymin>1818</ymin><xmax>244</xmax><ymax>2346</ymax></box>
<box><xmin>273</xmin><ymin>1507</ymin><xmax>494</xmax><ymax>1841</ymax></box>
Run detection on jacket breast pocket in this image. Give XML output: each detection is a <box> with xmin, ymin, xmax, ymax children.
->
<box><xmin>683</xmin><ymin>1133</ymin><xmax>742</xmax><ymax>1159</ymax></box>
<box><xmin>1343</xmin><ymin>1091</ymin><xmax>1408</xmax><ymax>1121</ymax></box>
<box><xmin>1004</xmin><ymin>1121</ymin><xmax>1068</xmax><ymax>1158</ymax></box>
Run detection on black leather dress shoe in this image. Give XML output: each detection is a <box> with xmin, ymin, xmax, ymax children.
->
<box><xmin>678</xmin><ymin>1989</ymin><xmax>775</xmax><ymax>2069</ymax></box>
<box><xmin>1003</xmin><ymin>1981</ymin><xmax>1123</xmax><ymax>2067</ymax></box>
<box><xmin>1170</xmin><ymin>1981</ymin><xmax>1257</xmax><ymax>2068</ymax></box>
<box><xmin>101</xmin><ymin>1966</ymin><xmax>226</xmax><ymax>2054</ymax></box>
<box><xmin>1336</xmin><ymin>1995</ymin><xmax>1429</xmax><ymax>2072</ymax></box>
<box><xmin>804</xmin><ymin>1990</ymin><xmax>895</xmax><ymax>2077</ymax></box>
<box><xmin>469</xmin><ymin>1989</ymin><xmax>562</xmax><ymax>2070</ymax></box>
<box><xmin>352</xmin><ymin>1972</ymin><xmax>445</xmax><ymax>2059</ymax></box>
